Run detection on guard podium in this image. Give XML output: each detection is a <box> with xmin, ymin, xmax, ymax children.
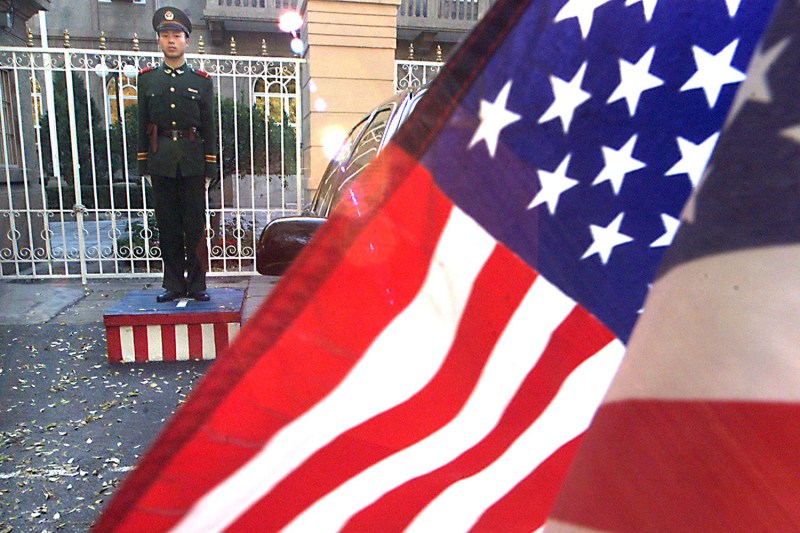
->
<box><xmin>103</xmin><ymin>288</ymin><xmax>244</xmax><ymax>363</ymax></box>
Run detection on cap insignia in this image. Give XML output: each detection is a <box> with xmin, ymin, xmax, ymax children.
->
<box><xmin>164</xmin><ymin>10</ymin><xmax>174</xmax><ymax>20</ymax></box>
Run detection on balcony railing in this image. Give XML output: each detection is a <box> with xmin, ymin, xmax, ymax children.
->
<box><xmin>204</xmin><ymin>0</ymin><xmax>492</xmax><ymax>35</ymax></box>
<box><xmin>398</xmin><ymin>0</ymin><xmax>495</xmax><ymax>31</ymax></box>
<box><xmin>204</xmin><ymin>0</ymin><xmax>300</xmax><ymax>23</ymax></box>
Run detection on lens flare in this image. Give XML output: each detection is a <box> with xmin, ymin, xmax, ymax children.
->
<box><xmin>290</xmin><ymin>37</ymin><xmax>305</xmax><ymax>55</ymax></box>
<box><xmin>279</xmin><ymin>10</ymin><xmax>303</xmax><ymax>33</ymax></box>
<box><xmin>322</xmin><ymin>127</ymin><xmax>348</xmax><ymax>162</ymax></box>
<box><xmin>314</xmin><ymin>98</ymin><xmax>328</xmax><ymax>112</ymax></box>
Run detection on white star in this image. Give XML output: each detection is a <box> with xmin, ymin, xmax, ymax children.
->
<box><xmin>539</xmin><ymin>62</ymin><xmax>591</xmax><ymax>134</ymax></box>
<box><xmin>555</xmin><ymin>0</ymin><xmax>613</xmax><ymax>39</ymax></box>
<box><xmin>726</xmin><ymin>0</ymin><xmax>742</xmax><ymax>17</ymax></box>
<box><xmin>607</xmin><ymin>47</ymin><xmax>663</xmax><ymax>116</ymax></box>
<box><xmin>581</xmin><ymin>213</ymin><xmax>634</xmax><ymax>265</ymax></box>
<box><xmin>625</xmin><ymin>0</ymin><xmax>658</xmax><ymax>22</ymax></box>
<box><xmin>637</xmin><ymin>282</ymin><xmax>655</xmax><ymax>314</ymax></box>
<box><xmin>650</xmin><ymin>213</ymin><xmax>680</xmax><ymax>247</ymax></box>
<box><xmin>665</xmin><ymin>133</ymin><xmax>720</xmax><ymax>187</ymax></box>
<box><xmin>681</xmin><ymin>164</ymin><xmax>713</xmax><ymax>224</ymax></box>
<box><xmin>780</xmin><ymin>123</ymin><xmax>800</xmax><ymax>144</ymax></box>
<box><xmin>726</xmin><ymin>38</ymin><xmax>789</xmax><ymax>127</ymax></box>
<box><xmin>468</xmin><ymin>80</ymin><xmax>521</xmax><ymax>158</ymax></box>
<box><xmin>681</xmin><ymin>40</ymin><xmax>746</xmax><ymax>108</ymax></box>
<box><xmin>528</xmin><ymin>154</ymin><xmax>579</xmax><ymax>214</ymax></box>
<box><xmin>592</xmin><ymin>135</ymin><xmax>646</xmax><ymax>195</ymax></box>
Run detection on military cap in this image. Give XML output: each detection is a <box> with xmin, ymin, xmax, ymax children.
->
<box><xmin>152</xmin><ymin>6</ymin><xmax>192</xmax><ymax>35</ymax></box>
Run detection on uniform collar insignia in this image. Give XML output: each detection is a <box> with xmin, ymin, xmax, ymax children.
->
<box><xmin>162</xmin><ymin>63</ymin><xmax>188</xmax><ymax>75</ymax></box>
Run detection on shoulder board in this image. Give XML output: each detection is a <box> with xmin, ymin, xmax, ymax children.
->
<box><xmin>139</xmin><ymin>66</ymin><xmax>156</xmax><ymax>75</ymax></box>
<box><xmin>192</xmin><ymin>69</ymin><xmax>211</xmax><ymax>79</ymax></box>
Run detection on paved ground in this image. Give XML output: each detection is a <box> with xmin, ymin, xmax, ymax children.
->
<box><xmin>0</xmin><ymin>275</ymin><xmax>279</xmax><ymax>532</ymax></box>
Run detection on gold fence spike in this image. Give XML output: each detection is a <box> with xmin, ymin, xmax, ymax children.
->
<box><xmin>230</xmin><ymin>36</ymin><xmax>237</xmax><ymax>55</ymax></box>
<box><xmin>63</xmin><ymin>29</ymin><xmax>70</xmax><ymax>48</ymax></box>
<box><xmin>132</xmin><ymin>33</ymin><xmax>139</xmax><ymax>52</ymax></box>
<box><xmin>408</xmin><ymin>43</ymin><xmax>414</xmax><ymax>60</ymax></box>
<box><xmin>198</xmin><ymin>35</ymin><xmax>205</xmax><ymax>54</ymax></box>
<box><xmin>99</xmin><ymin>31</ymin><xmax>106</xmax><ymax>50</ymax></box>
<box><xmin>436</xmin><ymin>44</ymin><xmax>442</xmax><ymax>62</ymax></box>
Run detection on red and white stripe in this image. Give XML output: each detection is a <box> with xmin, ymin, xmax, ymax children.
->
<box><xmin>95</xmin><ymin>151</ymin><xmax>622</xmax><ymax>532</ymax></box>
<box><xmin>106</xmin><ymin>322</ymin><xmax>240</xmax><ymax>363</ymax></box>
<box><xmin>546</xmin><ymin>245</ymin><xmax>800</xmax><ymax>532</ymax></box>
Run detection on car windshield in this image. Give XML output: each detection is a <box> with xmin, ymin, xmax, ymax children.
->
<box><xmin>310</xmin><ymin>105</ymin><xmax>394</xmax><ymax>216</ymax></box>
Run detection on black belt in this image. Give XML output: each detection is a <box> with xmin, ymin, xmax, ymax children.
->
<box><xmin>159</xmin><ymin>128</ymin><xmax>197</xmax><ymax>141</ymax></box>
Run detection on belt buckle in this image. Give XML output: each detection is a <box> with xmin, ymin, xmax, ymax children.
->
<box><xmin>171</xmin><ymin>131</ymin><xmax>179</xmax><ymax>142</ymax></box>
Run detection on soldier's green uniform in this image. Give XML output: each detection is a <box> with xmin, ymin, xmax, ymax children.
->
<box><xmin>137</xmin><ymin>6</ymin><xmax>217</xmax><ymax>301</ymax></box>
<box><xmin>136</xmin><ymin>63</ymin><xmax>216</xmax><ymax>179</ymax></box>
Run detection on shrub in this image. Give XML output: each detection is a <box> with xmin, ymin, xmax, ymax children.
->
<box><xmin>38</xmin><ymin>71</ymin><xmax>109</xmax><ymax>185</ymax></box>
<box><xmin>217</xmin><ymin>97</ymin><xmax>297</xmax><ymax>179</ymax></box>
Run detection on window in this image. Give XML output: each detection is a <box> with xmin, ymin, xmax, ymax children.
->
<box><xmin>0</xmin><ymin>70</ymin><xmax>21</xmax><ymax>167</ymax></box>
<box><xmin>30</xmin><ymin>76</ymin><xmax>42</xmax><ymax>139</ymax></box>
<box><xmin>311</xmin><ymin>116</ymin><xmax>369</xmax><ymax>216</ymax></box>
<box><xmin>107</xmin><ymin>76</ymin><xmax>137</xmax><ymax>124</ymax></box>
<box><xmin>344</xmin><ymin>107</ymin><xmax>391</xmax><ymax>177</ymax></box>
<box><xmin>254</xmin><ymin>77</ymin><xmax>298</xmax><ymax>126</ymax></box>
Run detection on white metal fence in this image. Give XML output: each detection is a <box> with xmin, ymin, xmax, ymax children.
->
<box><xmin>395</xmin><ymin>59</ymin><xmax>443</xmax><ymax>92</ymax></box>
<box><xmin>0</xmin><ymin>43</ymin><xmax>303</xmax><ymax>280</ymax></box>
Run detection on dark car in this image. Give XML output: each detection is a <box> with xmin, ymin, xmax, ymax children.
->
<box><xmin>256</xmin><ymin>87</ymin><xmax>426</xmax><ymax>275</ymax></box>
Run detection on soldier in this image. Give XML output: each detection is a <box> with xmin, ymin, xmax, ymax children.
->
<box><xmin>137</xmin><ymin>6</ymin><xmax>217</xmax><ymax>303</ymax></box>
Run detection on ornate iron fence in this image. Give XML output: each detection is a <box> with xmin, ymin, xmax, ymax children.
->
<box><xmin>395</xmin><ymin>59</ymin><xmax>443</xmax><ymax>92</ymax></box>
<box><xmin>0</xmin><ymin>41</ymin><xmax>304</xmax><ymax>280</ymax></box>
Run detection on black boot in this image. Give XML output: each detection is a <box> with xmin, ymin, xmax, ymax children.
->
<box><xmin>157</xmin><ymin>290</ymin><xmax>184</xmax><ymax>303</ymax></box>
<box><xmin>188</xmin><ymin>290</ymin><xmax>210</xmax><ymax>302</ymax></box>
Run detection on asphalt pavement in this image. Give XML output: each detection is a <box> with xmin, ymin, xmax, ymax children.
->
<box><xmin>0</xmin><ymin>275</ymin><xmax>279</xmax><ymax>532</ymax></box>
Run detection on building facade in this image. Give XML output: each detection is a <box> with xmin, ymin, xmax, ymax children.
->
<box><xmin>0</xmin><ymin>0</ymin><xmax>50</xmax><ymax>275</ymax></box>
<box><xmin>29</xmin><ymin>0</ymin><xmax>495</xmax><ymax>59</ymax></box>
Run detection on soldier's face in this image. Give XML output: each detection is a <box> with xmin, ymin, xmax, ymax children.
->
<box><xmin>158</xmin><ymin>30</ymin><xmax>189</xmax><ymax>60</ymax></box>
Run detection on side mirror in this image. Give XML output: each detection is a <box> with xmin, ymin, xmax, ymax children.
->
<box><xmin>256</xmin><ymin>216</ymin><xmax>326</xmax><ymax>275</ymax></box>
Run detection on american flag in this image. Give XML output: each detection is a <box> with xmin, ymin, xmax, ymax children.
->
<box><xmin>95</xmin><ymin>0</ymin><xmax>775</xmax><ymax>531</ymax></box>
<box><xmin>548</xmin><ymin>0</ymin><xmax>800</xmax><ymax>530</ymax></box>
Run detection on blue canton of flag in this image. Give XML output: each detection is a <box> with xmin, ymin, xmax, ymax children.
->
<box><xmin>418</xmin><ymin>0</ymin><xmax>775</xmax><ymax>341</ymax></box>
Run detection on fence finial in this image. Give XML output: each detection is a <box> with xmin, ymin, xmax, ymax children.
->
<box><xmin>230</xmin><ymin>36</ymin><xmax>237</xmax><ymax>55</ymax></box>
<box><xmin>198</xmin><ymin>35</ymin><xmax>205</xmax><ymax>54</ymax></box>
<box><xmin>436</xmin><ymin>44</ymin><xmax>442</xmax><ymax>62</ymax></box>
<box><xmin>132</xmin><ymin>33</ymin><xmax>139</xmax><ymax>52</ymax></box>
<box><xmin>63</xmin><ymin>29</ymin><xmax>70</xmax><ymax>48</ymax></box>
<box><xmin>27</xmin><ymin>27</ymin><xmax>33</xmax><ymax>47</ymax></box>
<box><xmin>99</xmin><ymin>31</ymin><xmax>107</xmax><ymax>51</ymax></box>
<box><xmin>261</xmin><ymin>38</ymin><xmax>268</xmax><ymax>57</ymax></box>
<box><xmin>408</xmin><ymin>43</ymin><xmax>414</xmax><ymax>60</ymax></box>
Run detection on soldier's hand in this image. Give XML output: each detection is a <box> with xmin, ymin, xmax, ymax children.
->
<box><xmin>143</xmin><ymin>174</ymin><xmax>152</xmax><ymax>186</ymax></box>
<box><xmin>206</xmin><ymin>175</ymin><xmax>220</xmax><ymax>189</ymax></box>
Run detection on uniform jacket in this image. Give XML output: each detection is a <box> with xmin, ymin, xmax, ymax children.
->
<box><xmin>137</xmin><ymin>62</ymin><xmax>217</xmax><ymax>178</ymax></box>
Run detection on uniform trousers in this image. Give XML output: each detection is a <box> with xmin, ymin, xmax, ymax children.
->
<box><xmin>151</xmin><ymin>170</ymin><xmax>207</xmax><ymax>294</ymax></box>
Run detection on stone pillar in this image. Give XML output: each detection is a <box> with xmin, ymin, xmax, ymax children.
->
<box><xmin>301</xmin><ymin>0</ymin><xmax>400</xmax><ymax>197</ymax></box>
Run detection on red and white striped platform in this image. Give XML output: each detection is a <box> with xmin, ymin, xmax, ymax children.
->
<box><xmin>103</xmin><ymin>288</ymin><xmax>244</xmax><ymax>363</ymax></box>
